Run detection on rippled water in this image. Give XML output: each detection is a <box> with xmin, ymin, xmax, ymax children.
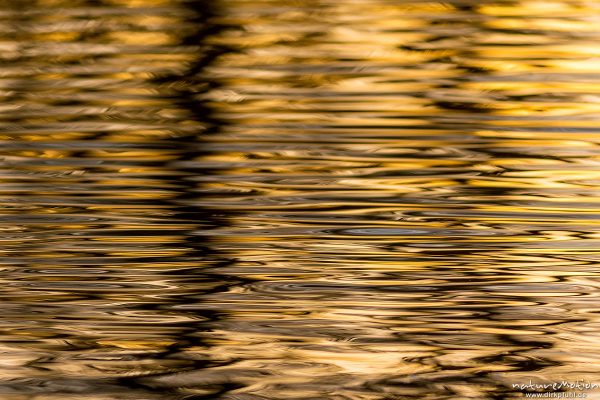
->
<box><xmin>3</xmin><ymin>0</ymin><xmax>600</xmax><ymax>399</ymax></box>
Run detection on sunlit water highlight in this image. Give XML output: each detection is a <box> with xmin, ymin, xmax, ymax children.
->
<box><xmin>2</xmin><ymin>0</ymin><xmax>600</xmax><ymax>399</ymax></box>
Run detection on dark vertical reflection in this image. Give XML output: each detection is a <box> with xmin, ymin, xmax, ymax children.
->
<box><xmin>120</xmin><ymin>1</ymin><xmax>256</xmax><ymax>397</ymax></box>
<box><xmin>394</xmin><ymin>4</ymin><xmax>556</xmax><ymax>398</ymax></box>
<box><xmin>0</xmin><ymin>0</ymin><xmax>246</xmax><ymax>398</ymax></box>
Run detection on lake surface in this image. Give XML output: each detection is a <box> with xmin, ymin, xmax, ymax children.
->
<box><xmin>3</xmin><ymin>0</ymin><xmax>600</xmax><ymax>399</ymax></box>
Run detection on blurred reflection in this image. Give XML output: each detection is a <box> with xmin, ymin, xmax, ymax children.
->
<box><xmin>2</xmin><ymin>0</ymin><xmax>600</xmax><ymax>399</ymax></box>
<box><xmin>0</xmin><ymin>0</ymin><xmax>238</xmax><ymax>398</ymax></box>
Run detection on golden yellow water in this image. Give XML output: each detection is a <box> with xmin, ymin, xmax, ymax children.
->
<box><xmin>2</xmin><ymin>0</ymin><xmax>600</xmax><ymax>399</ymax></box>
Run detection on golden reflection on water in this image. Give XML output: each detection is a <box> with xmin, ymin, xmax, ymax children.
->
<box><xmin>2</xmin><ymin>0</ymin><xmax>600</xmax><ymax>399</ymax></box>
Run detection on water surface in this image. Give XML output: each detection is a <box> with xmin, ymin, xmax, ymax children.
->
<box><xmin>2</xmin><ymin>0</ymin><xmax>600</xmax><ymax>399</ymax></box>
